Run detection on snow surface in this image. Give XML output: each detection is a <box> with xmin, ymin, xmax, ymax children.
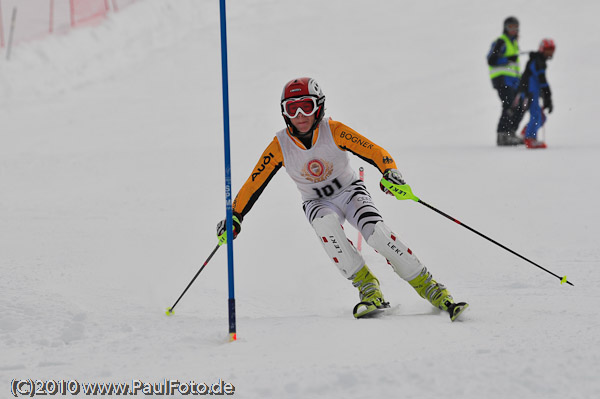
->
<box><xmin>1</xmin><ymin>1</ymin><xmax>599</xmax><ymax>398</ymax></box>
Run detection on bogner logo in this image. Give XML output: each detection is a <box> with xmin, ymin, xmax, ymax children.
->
<box><xmin>301</xmin><ymin>159</ymin><xmax>333</xmax><ymax>183</ymax></box>
<box><xmin>251</xmin><ymin>152</ymin><xmax>275</xmax><ymax>181</ymax></box>
<box><xmin>339</xmin><ymin>131</ymin><xmax>373</xmax><ymax>149</ymax></box>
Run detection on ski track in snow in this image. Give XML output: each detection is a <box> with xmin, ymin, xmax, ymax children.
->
<box><xmin>1</xmin><ymin>1</ymin><xmax>599</xmax><ymax>398</ymax></box>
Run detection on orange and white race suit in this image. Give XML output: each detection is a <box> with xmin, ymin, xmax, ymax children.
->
<box><xmin>232</xmin><ymin>118</ymin><xmax>397</xmax><ymax>220</ymax></box>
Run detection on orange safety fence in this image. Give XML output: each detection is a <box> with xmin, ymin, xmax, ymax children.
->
<box><xmin>0</xmin><ymin>0</ymin><xmax>138</xmax><ymax>48</ymax></box>
<box><xmin>70</xmin><ymin>0</ymin><xmax>109</xmax><ymax>27</ymax></box>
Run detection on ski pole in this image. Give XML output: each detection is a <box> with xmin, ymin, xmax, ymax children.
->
<box><xmin>541</xmin><ymin>110</ymin><xmax>547</xmax><ymax>143</ymax></box>
<box><xmin>166</xmin><ymin>243</ymin><xmax>222</xmax><ymax>315</ymax></box>
<box><xmin>380</xmin><ymin>180</ymin><xmax>573</xmax><ymax>286</ymax></box>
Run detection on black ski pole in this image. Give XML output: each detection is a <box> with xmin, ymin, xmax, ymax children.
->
<box><xmin>166</xmin><ymin>243</ymin><xmax>222</xmax><ymax>315</ymax></box>
<box><xmin>380</xmin><ymin>180</ymin><xmax>573</xmax><ymax>286</ymax></box>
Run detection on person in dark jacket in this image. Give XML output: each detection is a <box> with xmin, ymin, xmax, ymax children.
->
<box><xmin>487</xmin><ymin>16</ymin><xmax>524</xmax><ymax>146</ymax></box>
<box><xmin>513</xmin><ymin>39</ymin><xmax>555</xmax><ymax>149</ymax></box>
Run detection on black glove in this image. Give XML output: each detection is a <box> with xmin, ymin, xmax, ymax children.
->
<box><xmin>217</xmin><ymin>213</ymin><xmax>242</xmax><ymax>242</ymax></box>
<box><xmin>543</xmin><ymin>96</ymin><xmax>553</xmax><ymax>113</ymax></box>
<box><xmin>541</xmin><ymin>87</ymin><xmax>553</xmax><ymax>113</ymax></box>
<box><xmin>507</xmin><ymin>55</ymin><xmax>518</xmax><ymax>62</ymax></box>
<box><xmin>380</xmin><ymin>169</ymin><xmax>406</xmax><ymax>195</ymax></box>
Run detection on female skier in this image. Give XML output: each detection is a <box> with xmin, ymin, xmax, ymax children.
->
<box><xmin>217</xmin><ymin>77</ymin><xmax>468</xmax><ymax>320</ymax></box>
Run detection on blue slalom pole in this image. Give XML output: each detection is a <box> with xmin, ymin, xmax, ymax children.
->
<box><xmin>219</xmin><ymin>0</ymin><xmax>236</xmax><ymax>342</ymax></box>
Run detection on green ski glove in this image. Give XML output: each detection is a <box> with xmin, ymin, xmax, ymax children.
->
<box><xmin>217</xmin><ymin>214</ymin><xmax>242</xmax><ymax>245</ymax></box>
<box><xmin>380</xmin><ymin>177</ymin><xmax>420</xmax><ymax>202</ymax></box>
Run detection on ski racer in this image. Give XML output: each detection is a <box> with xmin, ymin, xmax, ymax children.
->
<box><xmin>216</xmin><ymin>77</ymin><xmax>468</xmax><ymax>320</ymax></box>
<box><xmin>513</xmin><ymin>39</ymin><xmax>556</xmax><ymax>149</ymax></box>
<box><xmin>487</xmin><ymin>16</ymin><xmax>525</xmax><ymax>146</ymax></box>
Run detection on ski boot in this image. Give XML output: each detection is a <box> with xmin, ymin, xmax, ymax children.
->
<box><xmin>511</xmin><ymin>129</ymin><xmax>525</xmax><ymax>145</ymax></box>
<box><xmin>409</xmin><ymin>267</ymin><xmax>468</xmax><ymax>321</ymax></box>
<box><xmin>497</xmin><ymin>131</ymin><xmax>524</xmax><ymax>146</ymax></box>
<box><xmin>351</xmin><ymin>265</ymin><xmax>390</xmax><ymax>319</ymax></box>
<box><xmin>525</xmin><ymin>137</ymin><xmax>547</xmax><ymax>149</ymax></box>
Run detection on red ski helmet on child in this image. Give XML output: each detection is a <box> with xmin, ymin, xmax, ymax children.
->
<box><xmin>280</xmin><ymin>77</ymin><xmax>326</xmax><ymax>135</ymax></box>
<box><xmin>539</xmin><ymin>38</ymin><xmax>556</xmax><ymax>58</ymax></box>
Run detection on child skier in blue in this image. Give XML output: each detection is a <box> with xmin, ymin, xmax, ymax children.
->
<box><xmin>514</xmin><ymin>39</ymin><xmax>556</xmax><ymax>149</ymax></box>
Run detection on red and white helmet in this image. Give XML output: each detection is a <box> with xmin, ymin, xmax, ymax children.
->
<box><xmin>539</xmin><ymin>38</ymin><xmax>556</xmax><ymax>58</ymax></box>
<box><xmin>280</xmin><ymin>77</ymin><xmax>326</xmax><ymax>134</ymax></box>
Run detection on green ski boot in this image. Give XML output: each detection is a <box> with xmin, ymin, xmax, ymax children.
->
<box><xmin>409</xmin><ymin>267</ymin><xmax>468</xmax><ymax>321</ymax></box>
<box><xmin>351</xmin><ymin>265</ymin><xmax>390</xmax><ymax>318</ymax></box>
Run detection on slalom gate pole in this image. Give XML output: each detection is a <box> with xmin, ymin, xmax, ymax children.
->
<box><xmin>219</xmin><ymin>0</ymin><xmax>237</xmax><ymax>342</ymax></box>
<box><xmin>0</xmin><ymin>0</ymin><xmax>5</xmax><ymax>48</ymax></box>
<box><xmin>166</xmin><ymin>243</ymin><xmax>222</xmax><ymax>315</ymax></box>
<box><xmin>380</xmin><ymin>180</ymin><xmax>574</xmax><ymax>286</ymax></box>
<box><xmin>356</xmin><ymin>167</ymin><xmax>365</xmax><ymax>252</ymax></box>
<box><xmin>6</xmin><ymin>6</ymin><xmax>17</xmax><ymax>61</ymax></box>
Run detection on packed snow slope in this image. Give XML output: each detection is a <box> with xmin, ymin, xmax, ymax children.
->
<box><xmin>1</xmin><ymin>1</ymin><xmax>599</xmax><ymax>398</ymax></box>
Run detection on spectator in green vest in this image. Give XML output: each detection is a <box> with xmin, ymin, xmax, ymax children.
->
<box><xmin>487</xmin><ymin>16</ymin><xmax>525</xmax><ymax>146</ymax></box>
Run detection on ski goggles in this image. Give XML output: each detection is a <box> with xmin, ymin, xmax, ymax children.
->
<box><xmin>282</xmin><ymin>96</ymin><xmax>319</xmax><ymax>118</ymax></box>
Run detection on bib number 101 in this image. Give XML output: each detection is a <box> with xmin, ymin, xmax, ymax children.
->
<box><xmin>313</xmin><ymin>178</ymin><xmax>342</xmax><ymax>198</ymax></box>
